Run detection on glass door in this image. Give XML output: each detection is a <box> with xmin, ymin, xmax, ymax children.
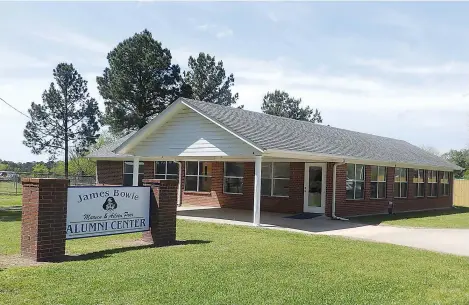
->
<box><xmin>304</xmin><ymin>163</ymin><xmax>326</xmax><ymax>213</ymax></box>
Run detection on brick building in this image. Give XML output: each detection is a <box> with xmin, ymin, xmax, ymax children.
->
<box><xmin>89</xmin><ymin>98</ymin><xmax>461</xmax><ymax>224</ymax></box>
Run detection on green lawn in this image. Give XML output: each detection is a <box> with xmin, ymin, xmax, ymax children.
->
<box><xmin>1</xmin><ymin>204</ymin><xmax>469</xmax><ymax>304</ymax></box>
<box><xmin>0</xmin><ymin>194</ymin><xmax>22</xmax><ymax>207</ymax></box>
<box><xmin>0</xmin><ymin>181</ymin><xmax>21</xmax><ymax>195</ymax></box>
<box><xmin>353</xmin><ymin>206</ymin><xmax>469</xmax><ymax>229</ymax></box>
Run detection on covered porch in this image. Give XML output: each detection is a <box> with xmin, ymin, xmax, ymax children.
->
<box><xmin>127</xmin><ymin>151</ymin><xmax>346</xmax><ymax>226</ymax></box>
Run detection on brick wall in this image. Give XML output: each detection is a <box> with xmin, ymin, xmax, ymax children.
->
<box><xmin>97</xmin><ymin>160</ymin><xmax>154</xmax><ymax>185</ymax></box>
<box><xmin>332</xmin><ymin>164</ymin><xmax>453</xmax><ymax>217</ymax></box>
<box><xmin>21</xmin><ymin>178</ymin><xmax>68</xmax><ymax>262</ymax></box>
<box><xmin>142</xmin><ymin>179</ymin><xmax>178</xmax><ymax>246</ymax></box>
<box><xmin>181</xmin><ymin>161</ymin><xmax>305</xmax><ymax>213</ymax></box>
<box><xmin>97</xmin><ymin>160</ymin><xmax>454</xmax><ymax>217</ymax></box>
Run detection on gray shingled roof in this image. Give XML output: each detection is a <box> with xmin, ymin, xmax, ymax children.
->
<box><xmin>90</xmin><ymin>98</ymin><xmax>461</xmax><ymax>170</ymax></box>
<box><xmin>181</xmin><ymin>98</ymin><xmax>460</xmax><ymax>170</ymax></box>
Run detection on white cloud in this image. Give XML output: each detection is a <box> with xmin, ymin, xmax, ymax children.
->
<box><xmin>0</xmin><ymin>50</ymin><xmax>49</xmax><ymax>70</ymax></box>
<box><xmin>353</xmin><ymin>58</ymin><xmax>469</xmax><ymax>75</ymax></box>
<box><xmin>373</xmin><ymin>9</ymin><xmax>423</xmax><ymax>37</ymax></box>
<box><xmin>195</xmin><ymin>23</ymin><xmax>233</xmax><ymax>39</ymax></box>
<box><xmin>33</xmin><ymin>28</ymin><xmax>112</xmax><ymax>54</ymax></box>
<box><xmin>267</xmin><ymin>12</ymin><xmax>278</xmax><ymax>23</ymax></box>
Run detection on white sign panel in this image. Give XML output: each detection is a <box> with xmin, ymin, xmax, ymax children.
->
<box><xmin>66</xmin><ymin>186</ymin><xmax>150</xmax><ymax>240</ymax></box>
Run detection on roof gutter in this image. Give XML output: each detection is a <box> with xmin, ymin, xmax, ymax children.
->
<box><xmin>332</xmin><ymin>160</ymin><xmax>348</xmax><ymax>221</ymax></box>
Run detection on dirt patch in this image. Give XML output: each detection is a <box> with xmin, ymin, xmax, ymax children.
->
<box><xmin>0</xmin><ymin>254</ymin><xmax>47</xmax><ymax>269</ymax></box>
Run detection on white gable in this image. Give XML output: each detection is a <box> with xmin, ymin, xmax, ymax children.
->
<box><xmin>129</xmin><ymin>106</ymin><xmax>258</xmax><ymax>157</ymax></box>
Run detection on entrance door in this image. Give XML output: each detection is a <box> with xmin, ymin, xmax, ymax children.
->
<box><xmin>304</xmin><ymin>163</ymin><xmax>326</xmax><ymax>213</ymax></box>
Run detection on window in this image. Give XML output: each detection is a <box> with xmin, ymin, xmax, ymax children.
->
<box><xmin>394</xmin><ymin>168</ymin><xmax>408</xmax><ymax>198</ymax></box>
<box><xmin>440</xmin><ymin>172</ymin><xmax>450</xmax><ymax>196</ymax></box>
<box><xmin>371</xmin><ymin>166</ymin><xmax>386</xmax><ymax>199</ymax></box>
<box><xmin>428</xmin><ymin>170</ymin><xmax>438</xmax><ymax>197</ymax></box>
<box><xmin>154</xmin><ymin>161</ymin><xmax>179</xmax><ymax>180</ymax></box>
<box><xmin>413</xmin><ymin>169</ymin><xmax>425</xmax><ymax>197</ymax></box>
<box><xmin>346</xmin><ymin>164</ymin><xmax>365</xmax><ymax>200</ymax></box>
<box><xmin>224</xmin><ymin>162</ymin><xmax>244</xmax><ymax>194</ymax></box>
<box><xmin>185</xmin><ymin>161</ymin><xmax>212</xmax><ymax>192</ymax></box>
<box><xmin>261</xmin><ymin>162</ymin><xmax>290</xmax><ymax>197</ymax></box>
<box><xmin>123</xmin><ymin>161</ymin><xmax>144</xmax><ymax>186</ymax></box>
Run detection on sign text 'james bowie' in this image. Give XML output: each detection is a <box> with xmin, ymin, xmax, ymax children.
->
<box><xmin>66</xmin><ymin>186</ymin><xmax>150</xmax><ymax>240</ymax></box>
<box><xmin>77</xmin><ymin>189</ymin><xmax>140</xmax><ymax>203</ymax></box>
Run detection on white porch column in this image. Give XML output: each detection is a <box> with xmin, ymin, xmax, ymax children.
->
<box><xmin>253</xmin><ymin>155</ymin><xmax>262</xmax><ymax>226</ymax></box>
<box><xmin>177</xmin><ymin>161</ymin><xmax>182</xmax><ymax>206</ymax></box>
<box><xmin>132</xmin><ymin>156</ymin><xmax>140</xmax><ymax>186</ymax></box>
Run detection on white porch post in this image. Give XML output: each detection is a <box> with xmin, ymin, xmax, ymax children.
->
<box><xmin>132</xmin><ymin>156</ymin><xmax>140</xmax><ymax>186</ymax></box>
<box><xmin>253</xmin><ymin>155</ymin><xmax>262</xmax><ymax>226</ymax></box>
<box><xmin>177</xmin><ymin>161</ymin><xmax>182</xmax><ymax>206</ymax></box>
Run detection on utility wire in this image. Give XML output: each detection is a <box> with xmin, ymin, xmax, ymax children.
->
<box><xmin>0</xmin><ymin>96</ymin><xmax>99</xmax><ymax>140</ymax></box>
<box><xmin>0</xmin><ymin>97</ymin><xmax>31</xmax><ymax>119</ymax></box>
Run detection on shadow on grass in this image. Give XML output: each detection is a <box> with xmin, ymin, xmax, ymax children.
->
<box><xmin>351</xmin><ymin>206</ymin><xmax>469</xmax><ymax>225</ymax></box>
<box><xmin>64</xmin><ymin>239</ymin><xmax>211</xmax><ymax>262</ymax></box>
<box><xmin>0</xmin><ymin>209</ymin><xmax>22</xmax><ymax>222</ymax></box>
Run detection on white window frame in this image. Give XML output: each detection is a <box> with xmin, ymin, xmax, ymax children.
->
<box><xmin>428</xmin><ymin>170</ymin><xmax>438</xmax><ymax>197</ymax></box>
<box><xmin>370</xmin><ymin>166</ymin><xmax>386</xmax><ymax>199</ymax></box>
<box><xmin>261</xmin><ymin>162</ymin><xmax>290</xmax><ymax>198</ymax></box>
<box><xmin>154</xmin><ymin>161</ymin><xmax>179</xmax><ymax>180</ymax></box>
<box><xmin>223</xmin><ymin>162</ymin><xmax>244</xmax><ymax>195</ymax></box>
<box><xmin>440</xmin><ymin>172</ymin><xmax>450</xmax><ymax>196</ymax></box>
<box><xmin>346</xmin><ymin>164</ymin><xmax>365</xmax><ymax>200</ymax></box>
<box><xmin>184</xmin><ymin>161</ymin><xmax>212</xmax><ymax>192</ymax></box>
<box><xmin>414</xmin><ymin>169</ymin><xmax>425</xmax><ymax>198</ymax></box>
<box><xmin>123</xmin><ymin>161</ymin><xmax>144</xmax><ymax>186</ymax></box>
<box><xmin>394</xmin><ymin>168</ymin><xmax>408</xmax><ymax>198</ymax></box>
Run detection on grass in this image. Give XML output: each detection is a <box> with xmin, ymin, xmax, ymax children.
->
<box><xmin>0</xmin><ymin>181</ymin><xmax>21</xmax><ymax>195</ymax></box>
<box><xmin>0</xmin><ymin>194</ymin><xmax>22</xmax><ymax>207</ymax></box>
<box><xmin>353</xmin><ymin>206</ymin><xmax>469</xmax><ymax>229</ymax></box>
<box><xmin>2</xmin><ymin>202</ymin><xmax>469</xmax><ymax>304</ymax></box>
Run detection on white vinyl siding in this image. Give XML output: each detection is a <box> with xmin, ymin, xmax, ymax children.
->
<box><xmin>130</xmin><ymin>107</ymin><xmax>256</xmax><ymax>157</ymax></box>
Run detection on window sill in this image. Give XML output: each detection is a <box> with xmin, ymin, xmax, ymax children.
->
<box><xmin>370</xmin><ymin>197</ymin><xmax>387</xmax><ymax>200</ymax></box>
<box><xmin>394</xmin><ymin>197</ymin><xmax>407</xmax><ymax>199</ymax></box>
<box><xmin>346</xmin><ymin>198</ymin><xmax>365</xmax><ymax>201</ymax></box>
<box><xmin>184</xmin><ymin>191</ymin><xmax>211</xmax><ymax>195</ymax></box>
<box><xmin>261</xmin><ymin>195</ymin><xmax>290</xmax><ymax>198</ymax></box>
<box><xmin>224</xmin><ymin>192</ymin><xmax>244</xmax><ymax>195</ymax></box>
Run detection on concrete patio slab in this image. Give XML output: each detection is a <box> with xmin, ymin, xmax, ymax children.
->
<box><xmin>177</xmin><ymin>206</ymin><xmax>469</xmax><ymax>257</ymax></box>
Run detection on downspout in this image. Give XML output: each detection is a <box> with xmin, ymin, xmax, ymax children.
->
<box><xmin>176</xmin><ymin>161</ymin><xmax>183</xmax><ymax>207</ymax></box>
<box><xmin>332</xmin><ymin>160</ymin><xmax>349</xmax><ymax>221</ymax></box>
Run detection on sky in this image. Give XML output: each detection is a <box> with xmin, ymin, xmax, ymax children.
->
<box><xmin>1</xmin><ymin>2</ymin><xmax>469</xmax><ymax>162</ymax></box>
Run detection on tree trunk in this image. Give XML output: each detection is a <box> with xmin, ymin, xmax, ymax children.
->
<box><xmin>64</xmin><ymin>133</ymin><xmax>68</xmax><ymax>179</ymax></box>
<box><xmin>64</xmin><ymin>87</ymin><xmax>69</xmax><ymax>180</ymax></box>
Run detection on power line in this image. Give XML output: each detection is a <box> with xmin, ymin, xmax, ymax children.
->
<box><xmin>0</xmin><ymin>96</ymin><xmax>31</xmax><ymax>119</ymax></box>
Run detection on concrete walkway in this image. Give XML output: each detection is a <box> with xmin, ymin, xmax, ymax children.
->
<box><xmin>177</xmin><ymin>206</ymin><xmax>469</xmax><ymax>257</ymax></box>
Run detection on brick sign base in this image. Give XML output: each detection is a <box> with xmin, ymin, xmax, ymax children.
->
<box><xmin>21</xmin><ymin>178</ymin><xmax>68</xmax><ymax>262</ymax></box>
<box><xmin>20</xmin><ymin>178</ymin><xmax>177</xmax><ymax>262</ymax></box>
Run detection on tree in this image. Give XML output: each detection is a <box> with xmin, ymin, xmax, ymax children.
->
<box><xmin>261</xmin><ymin>90</ymin><xmax>322</xmax><ymax>123</ymax></box>
<box><xmin>421</xmin><ymin>145</ymin><xmax>441</xmax><ymax>156</ymax></box>
<box><xmin>97</xmin><ymin>29</ymin><xmax>183</xmax><ymax>134</ymax></box>
<box><xmin>32</xmin><ymin>163</ymin><xmax>49</xmax><ymax>175</ymax></box>
<box><xmin>183</xmin><ymin>52</ymin><xmax>239</xmax><ymax>106</ymax></box>
<box><xmin>442</xmin><ymin>149</ymin><xmax>469</xmax><ymax>178</ymax></box>
<box><xmin>23</xmin><ymin>63</ymin><xmax>101</xmax><ymax>178</ymax></box>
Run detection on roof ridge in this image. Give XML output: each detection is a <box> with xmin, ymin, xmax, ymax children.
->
<box><xmin>181</xmin><ymin>98</ymin><xmax>406</xmax><ymax>142</ymax></box>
